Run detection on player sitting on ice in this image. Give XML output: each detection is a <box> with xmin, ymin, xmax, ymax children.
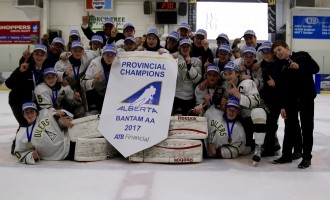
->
<box><xmin>221</xmin><ymin>61</ymin><xmax>268</xmax><ymax>164</ymax></box>
<box><xmin>34</xmin><ymin>68</ymin><xmax>85</xmax><ymax>118</ymax></box>
<box><xmin>14</xmin><ymin>102</ymin><xmax>74</xmax><ymax>164</ymax></box>
<box><xmin>204</xmin><ymin>86</ymin><xmax>248</xmax><ymax>158</ymax></box>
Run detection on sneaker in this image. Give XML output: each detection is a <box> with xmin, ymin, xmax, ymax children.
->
<box><xmin>292</xmin><ymin>152</ymin><xmax>302</xmax><ymax>160</ymax></box>
<box><xmin>273</xmin><ymin>156</ymin><xmax>292</xmax><ymax>164</ymax></box>
<box><xmin>298</xmin><ymin>159</ymin><xmax>311</xmax><ymax>169</ymax></box>
<box><xmin>252</xmin><ymin>145</ymin><xmax>262</xmax><ymax>162</ymax></box>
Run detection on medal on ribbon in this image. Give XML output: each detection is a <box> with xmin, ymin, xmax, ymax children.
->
<box><xmin>26</xmin><ymin>121</ymin><xmax>36</xmax><ymax>150</ymax></box>
<box><xmin>225</xmin><ymin>117</ymin><xmax>235</xmax><ymax>144</ymax></box>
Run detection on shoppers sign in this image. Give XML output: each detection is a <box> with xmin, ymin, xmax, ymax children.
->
<box><xmin>0</xmin><ymin>21</ymin><xmax>40</xmax><ymax>44</ymax></box>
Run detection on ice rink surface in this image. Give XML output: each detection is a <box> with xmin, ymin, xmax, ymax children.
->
<box><xmin>1</xmin><ymin>91</ymin><xmax>330</xmax><ymax>200</ymax></box>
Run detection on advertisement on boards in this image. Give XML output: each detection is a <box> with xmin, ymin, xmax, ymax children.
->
<box><xmin>0</xmin><ymin>21</ymin><xmax>40</xmax><ymax>44</ymax></box>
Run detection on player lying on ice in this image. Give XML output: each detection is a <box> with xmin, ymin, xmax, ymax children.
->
<box><xmin>14</xmin><ymin>102</ymin><xmax>74</xmax><ymax>164</ymax></box>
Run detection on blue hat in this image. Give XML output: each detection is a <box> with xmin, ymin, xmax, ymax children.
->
<box><xmin>22</xmin><ymin>102</ymin><xmax>37</xmax><ymax>112</ymax></box>
<box><xmin>104</xmin><ymin>18</ymin><xmax>115</xmax><ymax>26</ymax></box>
<box><xmin>103</xmin><ymin>44</ymin><xmax>116</xmax><ymax>55</ymax></box>
<box><xmin>69</xmin><ymin>29</ymin><xmax>80</xmax><ymax>37</ymax></box>
<box><xmin>218</xmin><ymin>44</ymin><xmax>231</xmax><ymax>54</ymax></box>
<box><xmin>43</xmin><ymin>68</ymin><xmax>57</xmax><ymax>77</ymax></box>
<box><xmin>243</xmin><ymin>46</ymin><xmax>256</xmax><ymax>56</ymax></box>
<box><xmin>258</xmin><ymin>41</ymin><xmax>272</xmax><ymax>52</ymax></box>
<box><xmin>71</xmin><ymin>40</ymin><xmax>84</xmax><ymax>50</ymax></box>
<box><xmin>166</xmin><ymin>31</ymin><xmax>179</xmax><ymax>42</ymax></box>
<box><xmin>124</xmin><ymin>36</ymin><xmax>136</xmax><ymax>43</ymax></box>
<box><xmin>123</xmin><ymin>23</ymin><xmax>135</xmax><ymax>30</ymax></box>
<box><xmin>207</xmin><ymin>65</ymin><xmax>220</xmax><ymax>74</ymax></box>
<box><xmin>244</xmin><ymin>30</ymin><xmax>256</xmax><ymax>37</ymax></box>
<box><xmin>216</xmin><ymin>33</ymin><xmax>229</xmax><ymax>43</ymax></box>
<box><xmin>226</xmin><ymin>97</ymin><xmax>240</xmax><ymax>110</ymax></box>
<box><xmin>91</xmin><ymin>35</ymin><xmax>104</xmax><ymax>44</ymax></box>
<box><xmin>224</xmin><ymin>61</ymin><xmax>239</xmax><ymax>72</ymax></box>
<box><xmin>195</xmin><ymin>29</ymin><xmax>207</xmax><ymax>38</ymax></box>
<box><xmin>52</xmin><ymin>37</ymin><xmax>65</xmax><ymax>46</ymax></box>
<box><xmin>178</xmin><ymin>22</ymin><xmax>190</xmax><ymax>30</ymax></box>
<box><xmin>179</xmin><ymin>38</ymin><xmax>191</xmax><ymax>47</ymax></box>
<box><xmin>34</xmin><ymin>44</ymin><xmax>47</xmax><ymax>54</ymax></box>
<box><xmin>147</xmin><ymin>28</ymin><xmax>159</xmax><ymax>37</ymax></box>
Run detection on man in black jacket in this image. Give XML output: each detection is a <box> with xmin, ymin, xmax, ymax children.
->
<box><xmin>271</xmin><ymin>40</ymin><xmax>320</xmax><ymax>169</ymax></box>
<box><xmin>81</xmin><ymin>12</ymin><xmax>125</xmax><ymax>45</ymax></box>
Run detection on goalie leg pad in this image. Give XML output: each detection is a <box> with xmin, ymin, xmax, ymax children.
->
<box><xmin>74</xmin><ymin>137</ymin><xmax>119</xmax><ymax>162</ymax></box>
<box><xmin>129</xmin><ymin>139</ymin><xmax>203</xmax><ymax>163</ymax></box>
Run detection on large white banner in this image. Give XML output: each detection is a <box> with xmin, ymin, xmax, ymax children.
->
<box><xmin>98</xmin><ymin>51</ymin><xmax>178</xmax><ymax>157</ymax></box>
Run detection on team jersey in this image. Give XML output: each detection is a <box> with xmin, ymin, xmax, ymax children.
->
<box><xmin>204</xmin><ymin>106</ymin><xmax>246</xmax><ymax>159</ymax></box>
<box><xmin>233</xmin><ymin>57</ymin><xmax>264</xmax><ymax>91</ymax></box>
<box><xmin>175</xmin><ymin>55</ymin><xmax>202</xmax><ymax>100</ymax></box>
<box><xmin>81</xmin><ymin>56</ymin><xmax>110</xmax><ymax>96</ymax></box>
<box><xmin>55</xmin><ymin>51</ymin><xmax>96</xmax><ymax>90</ymax></box>
<box><xmin>14</xmin><ymin>109</ymin><xmax>70</xmax><ymax>164</ymax></box>
<box><xmin>34</xmin><ymin>82</ymin><xmax>82</xmax><ymax>109</ymax></box>
<box><xmin>221</xmin><ymin>79</ymin><xmax>262</xmax><ymax>119</ymax></box>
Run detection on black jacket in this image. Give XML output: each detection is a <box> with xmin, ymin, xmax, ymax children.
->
<box><xmin>5</xmin><ymin>60</ymin><xmax>47</xmax><ymax>106</ymax></box>
<box><xmin>277</xmin><ymin>51</ymin><xmax>320</xmax><ymax>109</ymax></box>
<box><xmin>81</xmin><ymin>26</ymin><xmax>125</xmax><ymax>45</ymax></box>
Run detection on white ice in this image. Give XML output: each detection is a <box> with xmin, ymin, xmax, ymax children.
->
<box><xmin>1</xmin><ymin>91</ymin><xmax>330</xmax><ymax>200</ymax></box>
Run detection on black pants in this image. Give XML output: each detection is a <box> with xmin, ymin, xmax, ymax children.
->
<box><xmin>172</xmin><ymin>97</ymin><xmax>196</xmax><ymax>116</ymax></box>
<box><xmin>9</xmin><ymin>103</ymin><xmax>28</xmax><ymax>127</ymax></box>
<box><xmin>65</xmin><ymin>141</ymin><xmax>76</xmax><ymax>161</ymax></box>
<box><xmin>282</xmin><ymin>98</ymin><xmax>314</xmax><ymax>160</ymax></box>
<box><xmin>263</xmin><ymin>103</ymin><xmax>280</xmax><ymax>152</ymax></box>
<box><xmin>86</xmin><ymin>90</ymin><xmax>105</xmax><ymax>113</ymax></box>
<box><xmin>241</xmin><ymin>117</ymin><xmax>254</xmax><ymax>147</ymax></box>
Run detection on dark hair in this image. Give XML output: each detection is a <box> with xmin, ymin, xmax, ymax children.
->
<box><xmin>271</xmin><ymin>40</ymin><xmax>289</xmax><ymax>52</ymax></box>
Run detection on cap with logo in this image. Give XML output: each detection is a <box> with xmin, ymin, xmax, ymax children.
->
<box><xmin>147</xmin><ymin>28</ymin><xmax>159</xmax><ymax>37</ymax></box>
<box><xmin>216</xmin><ymin>33</ymin><xmax>229</xmax><ymax>43</ymax></box>
<box><xmin>91</xmin><ymin>35</ymin><xmax>104</xmax><ymax>44</ymax></box>
<box><xmin>207</xmin><ymin>65</ymin><xmax>220</xmax><ymax>74</ymax></box>
<box><xmin>34</xmin><ymin>44</ymin><xmax>47</xmax><ymax>54</ymax></box>
<box><xmin>226</xmin><ymin>97</ymin><xmax>240</xmax><ymax>110</ymax></box>
<box><xmin>22</xmin><ymin>102</ymin><xmax>37</xmax><ymax>112</ymax></box>
<box><xmin>218</xmin><ymin>44</ymin><xmax>231</xmax><ymax>54</ymax></box>
<box><xmin>43</xmin><ymin>67</ymin><xmax>57</xmax><ymax>77</ymax></box>
<box><xmin>243</xmin><ymin>30</ymin><xmax>256</xmax><ymax>37</ymax></box>
<box><xmin>69</xmin><ymin>29</ymin><xmax>80</xmax><ymax>37</ymax></box>
<box><xmin>166</xmin><ymin>31</ymin><xmax>179</xmax><ymax>42</ymax></box>
<box><xmin>224</xmin><ymin>61</ymin><xmax>239</xmax><ymax>72</ymax></box>
<box><xmin>243</xmin><ymin>46</ymin><xmax>256</xmax><ymax>56</ymax></box>
<box><xmin>123</xmin><ymin>23</ymin><xmax>135</xmax><ymax>30</ymax></box>
<box><xmin>51</xmin><ymin>37</ymin><xmax>65</xmax><ymax>46</ymax></box>
<box><xmin>179</xmin><ymin>38</ymin><xmax>192</xmax><ymax>47</ymax></box>
<box><xmin>258</xmin><ymin>41</ymin><xmax>272</xmax><ymax>52</ymax></box>
<box><xmin>71</xmin><ymin>40</ymin><xmax>84</xmax><ymax>50</ymax></box>
<box><xmin>103</xmin><ymin>44</ymin><xmax>116</xmax><ymax>55</ymax></box>
<box><xmin>124</xmin><ymin>36</ymin><xmax>136</xmax><ymax>43</ymax></box>
<box><xmin>195</xmin><ymin>29</ymin><xmax>207</xmax><ymax>38</ymax></box>
<box><xmin>178</xmin><ymin>22</ymin><xmax>190</xmax><ymax>31</ymax></box>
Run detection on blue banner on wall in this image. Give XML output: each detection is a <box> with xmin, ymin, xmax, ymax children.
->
<box><xmin>293</xmin><ymin>16</ymin><xmax>330</xmax><ymax>39</ymax></box>
<box><xmin>315</xmin><ymin>74</ymin><xmax>330</xmax><ymax>94</ymax></box>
